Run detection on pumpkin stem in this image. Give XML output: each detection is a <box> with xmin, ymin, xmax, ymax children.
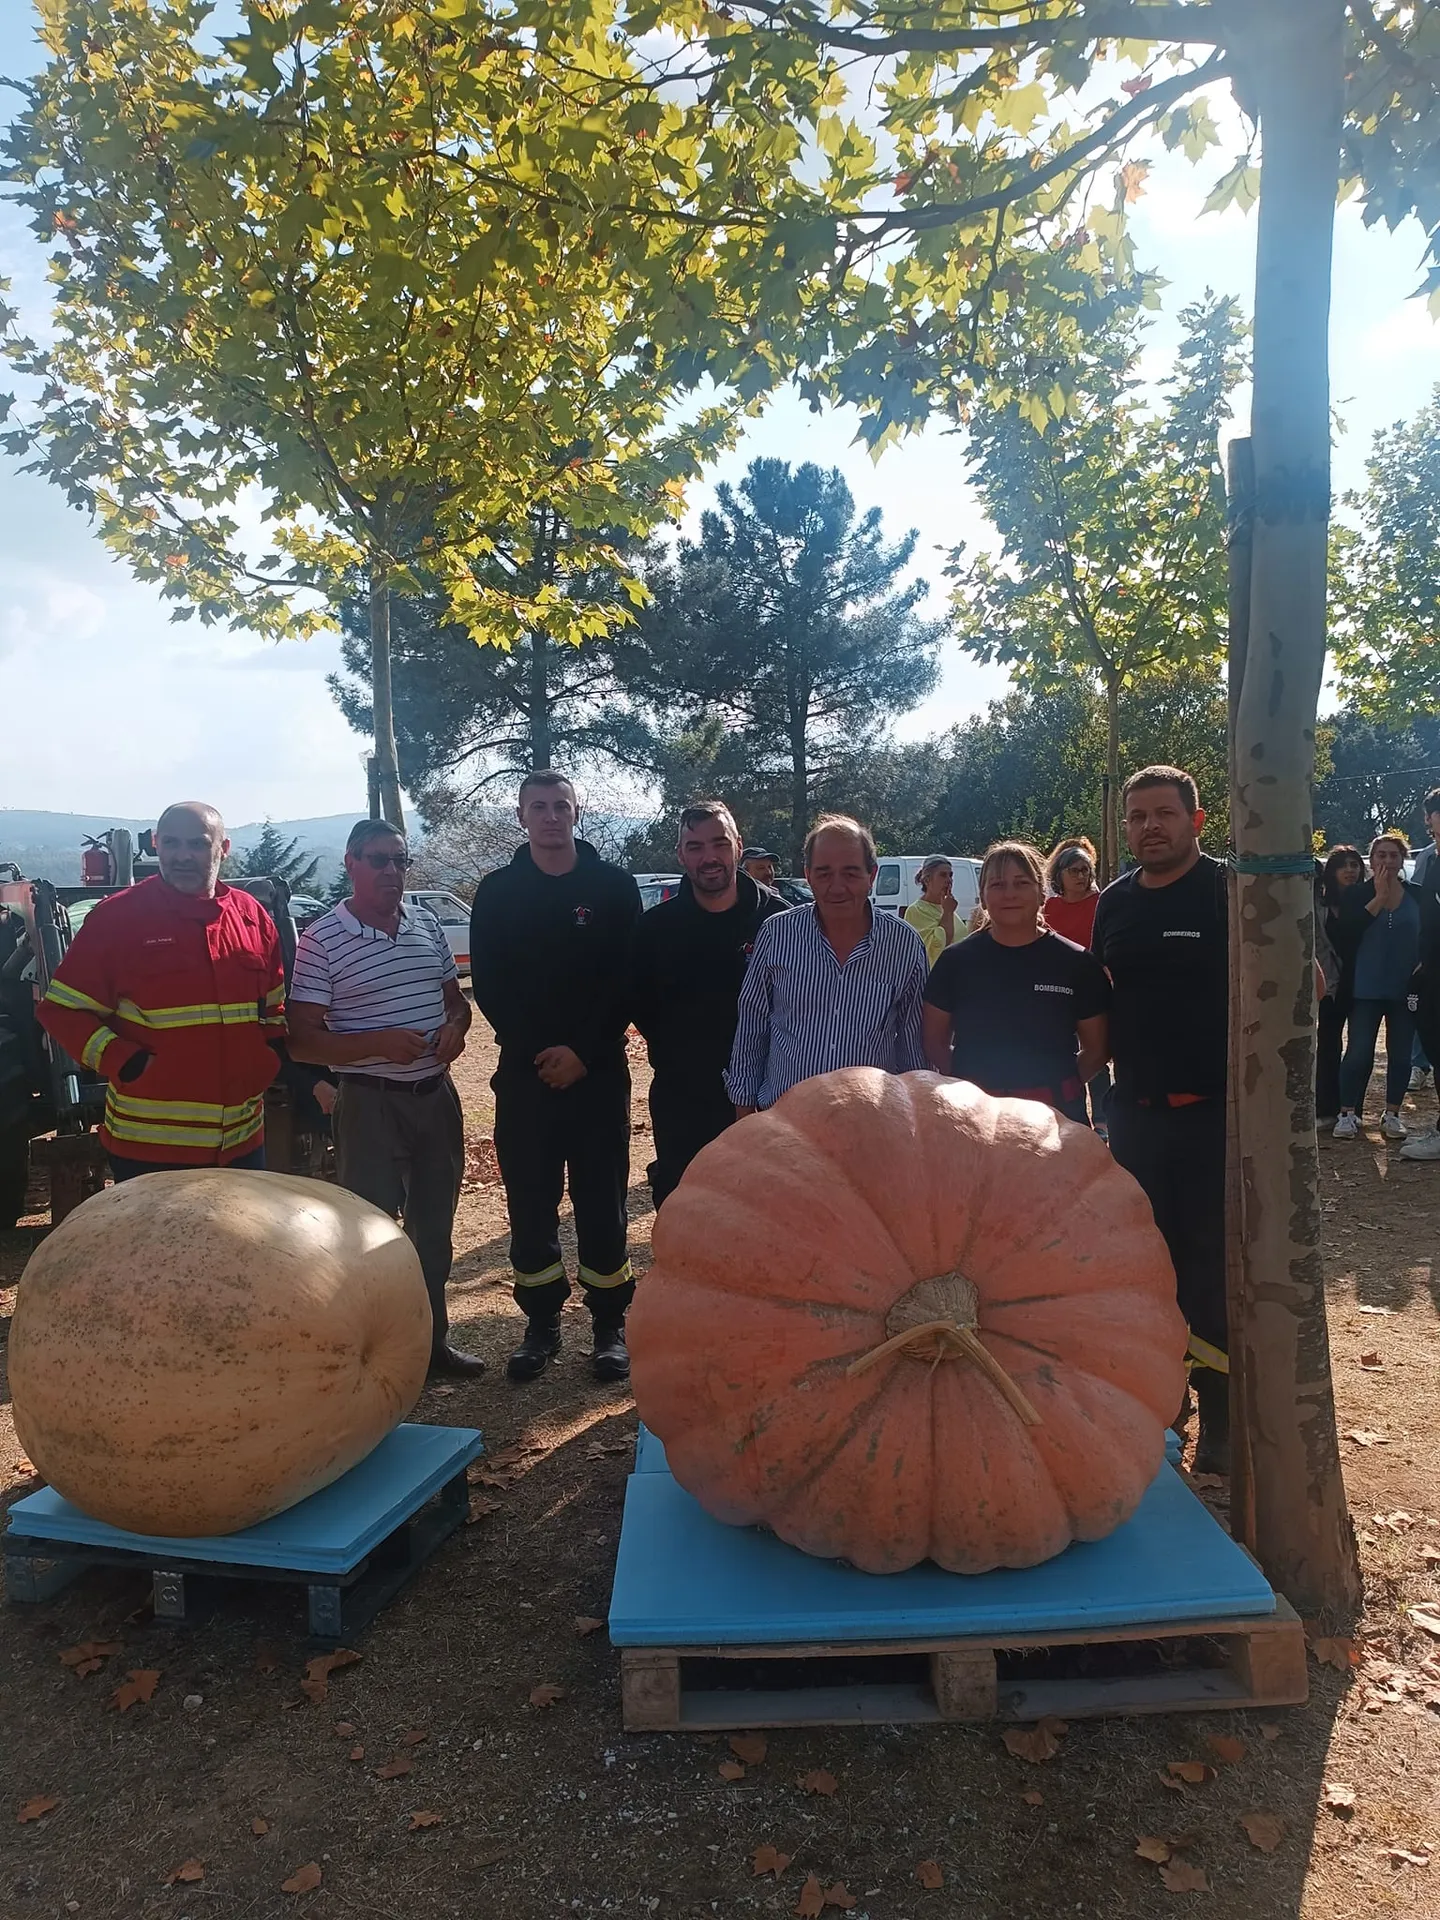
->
<box><xmin>845</xmin><ymin>1284</ymin><xmax>1042</xmax><ymax>1428</ymax></box>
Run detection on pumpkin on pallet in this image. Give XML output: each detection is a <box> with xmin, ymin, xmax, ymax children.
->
<box><xmin>629</xmin><ymin>1068</ymin><xmax>1188</xmax><ymax>1576</ymax></box>
<box><xmin>9</xmin><ymin>1170</ymin><xmax>433</xmax><ymax>1537</ymax></box>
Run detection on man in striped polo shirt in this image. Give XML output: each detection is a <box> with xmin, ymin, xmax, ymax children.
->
<box><xmin>727</xmin><ymin>814</ymin><xmax>928</xmax><ymax>1114</ymax></box>
<box><xmin>288</xmin><ymin>819</ymin><xmax>482</xmax><ymax>1378</ymax></box>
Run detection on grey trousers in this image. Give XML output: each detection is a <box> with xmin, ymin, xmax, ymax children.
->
<box><xmin>334</xmin><ymin>1075</ymin><xmax>465</xmax><ymax>1352</ymax></box>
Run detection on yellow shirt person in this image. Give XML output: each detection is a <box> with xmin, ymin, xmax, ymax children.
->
<box><xmin>903</xmin><ymin>858</ymin><xmax>962</xmax><ymax>968</ymax></box>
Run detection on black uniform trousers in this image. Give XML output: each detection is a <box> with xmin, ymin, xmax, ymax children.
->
<box><xmin>492</xmin><ymin>1063</ymin><xmax>633</xmax><ymax>1324</ymax></box>
<box><xmin>647</xmin><ymin>1072</ymin><xmax>735</xmax><ymax>1209</ymax></box>
<box><xmin>1106</xmin><ymin>1096</ymin><xmax>1228</xmax><ymax>1369</ymax></box>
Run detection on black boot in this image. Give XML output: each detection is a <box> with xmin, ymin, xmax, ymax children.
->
<box><xmin>429</xmin><ymin>1343</ymin><xmax>487</xmax><ymax>1379</ymax></box>
<box><xmin>506</xmin><ymin>1316</ymin><xmax>562</xmax><ymax>1384</ymax></box>
<box><xmin>591</xmin><ymin>1319</ymin><xmax>630</xmax><ymax>1383</ymax></box>
<box><xmin>1192</xmin><ymin>1367</ymin><xmax>1231</xmax><ymax>1477</ymax></box>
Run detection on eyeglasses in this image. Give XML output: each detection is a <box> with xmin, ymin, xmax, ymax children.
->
<box><xmin>1066</xmin><ymin>864</ymin><xmax>1093</xmax><ymax>879</ymax></box>
<box><xmin>361</xmin><ymin>852</ymin><xmax>410</xmax><ymax>871</ymax></box>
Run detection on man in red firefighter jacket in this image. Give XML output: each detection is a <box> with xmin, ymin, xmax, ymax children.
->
<box><xmin>38</xmin><ymin>802</ymin><xmax>286</xmax><ymax>1178</ymax></box>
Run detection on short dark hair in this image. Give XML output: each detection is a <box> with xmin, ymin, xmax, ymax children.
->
<box><xmin>1423</xmin><ymin>788</ymin><xmax>1440</xmax><ymax>820</ymax></box>
<box><xmin>345</xmin><ymin>818</ymin><xmax>406</xmax><ymax>857</ymax></box>
<box><xmin>1122</xmin><ymin>764</ymin><xmax>1199</xmax><ymax>814</ymax></box>
<box><xmin>676</xmin><ymin>800</ymin><xmax>739</xmax><ymax>843</ymax></box>
<box><xmin>518</xmin><ymin>768</ymin><xmax>577</xmax><ymax>805</ymax></box>
<box><xmin>803</xmin><ymin>812</ymin><xmax>878</xmax><ymax>873</ymax></box>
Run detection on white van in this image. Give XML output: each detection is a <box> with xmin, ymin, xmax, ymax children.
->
<box><xmin>871</xmin><ymin>854</ymin><xmax>982</xmax><ymax>923</ymax></box>
<box><xmin>404</xmin><ymin>889</ymin><xmax>473</xmax><ymax>976</ymax></box>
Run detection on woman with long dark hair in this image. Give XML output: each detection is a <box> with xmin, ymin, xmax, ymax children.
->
<box><xmin>1316</xmin><ymin>845</ymin><xmax>1364</xmax><ymax>1126</ymax></box>
<box><xmin>1333</xmin><ymin>835</ymin><xmax>1423</xmax><ymax>1140</ymax></box>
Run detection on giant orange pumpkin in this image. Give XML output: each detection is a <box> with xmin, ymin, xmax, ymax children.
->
<box><xmin>629</xmin><ymin>1069</ymin><xmax>1188</xmax><ymax>1574</ymax></box>
<box><xmin>10</xmin><ymin>1170</ymin><xmax>433</xmax><ymax>1537</ymax></box>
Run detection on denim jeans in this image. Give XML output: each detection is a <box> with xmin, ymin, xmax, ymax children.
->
<box><xmin>1339</xmin><ymin>998</ymin><xmax>1416</xmax><ymax>1111</ymax></box>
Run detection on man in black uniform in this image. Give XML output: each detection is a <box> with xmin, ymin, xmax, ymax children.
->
<box><xmin>470</xmin><ymin>770</ymin><xmax>642</xmax><ymax>1383</ymax></box>
<box><xmin>631</xmin><ymin>801</ymin><xmax>785</xmax><ymax>1206</ymax></box>
<box><xmin>1091</xmin><ymin>765</ymin><xmax>1230</xmax><ymax>1472</ymax></box>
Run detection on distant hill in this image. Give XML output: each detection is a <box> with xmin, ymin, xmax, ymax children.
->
<box><xmin>0</xmin><ymin>810</ymin><xmax>370</xmax><ymax>886</ymax></box>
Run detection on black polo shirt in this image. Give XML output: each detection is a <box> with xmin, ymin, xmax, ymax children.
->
<box><xmin>1090</xmin><ymin>854</ymin><xmax>1228</xmax><ymax>1103</ymax></box>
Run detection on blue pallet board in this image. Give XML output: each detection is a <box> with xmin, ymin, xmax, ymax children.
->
<box><xmin>5</xmin><ymin>1424</ymin><xmax>484</xmax><ymax>1577</ymax></box>
<box><xmin>634</xmin><ymin>1424</ymin><xmax>1183</xmax><ymax>1474</ymax></box>
<box><xmin>609</xmin><ymin>1464</ymin><xmax>1273</xmax><ymax>1647</ymax></box>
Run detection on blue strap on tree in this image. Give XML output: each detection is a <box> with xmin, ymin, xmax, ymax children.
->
<box><xmin>1228</xmin><ymin>852</ymin><xmax>1318</xmax><ymax>876</ymax></box>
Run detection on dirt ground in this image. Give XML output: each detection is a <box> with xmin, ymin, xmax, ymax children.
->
<box><xmin>1</xmin><ymin>1031</ymin><xmax>1438</xmax><ymax>1920</ymax></box>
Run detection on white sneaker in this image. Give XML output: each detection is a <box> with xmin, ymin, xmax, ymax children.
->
<box><xmin>1380</xmin><ymin>1112</ymin><xmax>1408</xmax><ymax>1140</ymax></box>
<box><xmin>1399</xmin><ymin>1130</ymin><xmax>1440</xmax><ymax>1161</ymax></box>
<box><xmin>1410</xmin><ymin>1065</ymin><xmax>1433</xmax><ymax>1091</ymax></box>
<box><xmin>1332</xmin><ymin>1113</ymin><xmax>1361</xmax><ymax>1140</ymax></box>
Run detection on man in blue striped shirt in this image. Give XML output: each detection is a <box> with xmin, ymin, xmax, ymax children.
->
<box><xmin>726</xmin><ymin>814</ymin><xmax>928</xmax><ymax>1114</ymax></box>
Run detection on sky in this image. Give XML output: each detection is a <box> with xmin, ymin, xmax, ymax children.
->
<box><xmin>1</xmin><ymin>12</ymin><xmax>1438</xmax><ymax>828</ymax></box>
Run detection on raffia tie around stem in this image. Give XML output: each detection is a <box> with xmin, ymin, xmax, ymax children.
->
<box><xmin>845</xmin><ymin>1273</ymin><xmax>1041</xmax><ymax>1428</ymax></box>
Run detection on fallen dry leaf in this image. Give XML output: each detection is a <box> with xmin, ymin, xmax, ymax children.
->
<box><xmin>408</xmin><ymin>1810</ymin><xmax>444</xmax><ymax>1830</ymax></box>
<box><xmin>164</xmin><ymin>1860</ymin><xmax>204</xmax><ymax>1886</ymax></box>
<box><xmin>374</xmin><ymin>1755</ymin><xmax>414</xmax><ymax>1780</ymax></box>
<box><xmin>109</xmin><ymin>1669</ymin><xmax>161</xmax><ymax>1712</ymax></box>
<box><xmin>1373</xmin><ymin>1511</ymin><xmax>1416</xmax><ymax>1533</ymax></box>
<box><xmin>1020</xmin><ymin>1790</ymin><xmax>1044</xmax><ymax>1807</ymax></box>
<box><xmin>1323</xmin><ymin>1781</ymin><xmax>1357</xmax><ymax>1814</ymax></box>
<box><xmin>400</xmin><ymin>1728</ymin><xmax>429</xmax><ymax>1747</ymax></box>
<box><xmin>1259</xmin><ymin>1723</ymin><xmax>1283</xmax><ymax>1741</ymax></box>
<box><xmin>251</xmin><ymin>1816</ymin><xmax>270</xmax><ymax>1837</ymax></box>
<box><xmin>1385</xmin><ymin>1847</ymin><xmax>1431</xmax><ymax>1867</ymax></box>
<box><xmin>798</xmin><ymin>1769</ymin><xmax>838</xmax><ymax>1796</ymax></box>
<box><xmin>1310</xmin><ymin>1636</ymin><xmax>1360</xmax><ymax>1671</ymax></box>
<box><xmin>528</xmin><ymin>1682</ymin><xmax>565</xmax><ymax>1709</ymax></box>
<box><xmin>1002</xmin><ymin>1719</ymin><xmax>1066</xmax><ymax>1764</ymax></box>
<box><xmin>729</xmin><ymin>1732</ymin><xmax>767</xmax><ymax>1765</ymax></box>
<box><xmin>1136</xmin><ymin>1837</ymin><xmax>1173</xmax><ymax>1863</ymax></box>
<box><xmin>1165</xmin><ymin>1761</ymin><xmax>1215</xmax><ymax>1786</ymax></box>
<box><xmin>718</xmin><ymin>1760</ymin><xmax>746</xmax><ymax>1782</ymax></box>
<box><xmin>1357</xmin><ymin>1304</ymin><xmax>1392</xmax><ymax>1315</ymax></box>
<box><xmin>574</xmin><ymin>1616</ymin><xmax>605</xmax><ymax>1637</ymax></box>
<box><xmin>348</xmin><ymin>1745</ymin><xmax>365</xmax><ymax>1762</ymax></box>
<box><xmin>1345</xmin><ymin>1429</ymin><xmax>1389</xmax><ymax>1448</ymax></box>
<box><xmin>281</xmin><ymin>1862</ymin><xmax>322</xmax><ymax>1894</ymax></box>
<box><xmin>59</xmin><ymin>1640</ymin><xmax>122</xmax><ymax>1675</ymax></box>
<box><xmin>299</xmin><ymin>1647</ymin><xmax>362</xmax><ymax>1704</ymax></box>
<box><xmin>333</xmin><ymin>1721</ymin><xmax>356</xmax><ymax>1738</ymax></box>
<box><xmin>915</xmin><ymin>1859</ymin><xmax>944</xmax><ymax>1888</ymax></box>
<box><xmin>1160</xmin><ymin>1860</ymin><xmax>1209</xmax><ymax>1892</ymax></box>
<box><xmin>1157</xmin><ymin>1771</ymin><xmax>1187</xmax><ymax>1793</ymax></box>
<box><xmin>1241</xmin><ymin>1812</ymin><xmax>1285</xmax><ymax>1853</ymax></box>
<box><xmin>753</xmin><ymin>1844</ymin><xmax>792</xmax><ymax>1877</ymax></box>
<box><xmin>821</xmin><ymin>1885</ymin><xmax>856</xmax><ymax>1912</ymax></box>
<box><xmin>1358</xmin><ymin>1351</ymin><xmax>1384</xmax><ymax>1369</ymax></box>
<box><xmin>466</xmin><ymin>1495</ymin><xmax>502</xmax><ymax>1523</ymax></box>
<box><xmin>794</xmin><ymin>1874</ymin><xmax>826</xmax><ymax>1918</ymax></box>
<box><xmin>1206</xmin><ymin>1734</ymin><xmax>1247</xmax><ymax>1765</ymax></box>
<box><xmin>1407</xmin><ymin>1605</ymin><xmax>1440</xmax><ymax>1639</ymax></box>
<box><xmin>16</xmin><ymin>1795</ymin><xmax>59</xmax><ymax>1824</ymax></box>
<box><xmin>1419</xmin><ymin>1545</ymin><xmax>1440</xmax><ymax>1568</ymax></box>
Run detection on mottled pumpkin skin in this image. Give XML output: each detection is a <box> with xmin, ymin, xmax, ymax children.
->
<box><xmin>629</xmin><ymin>1069</ymin><xmax>1189</xmax><ymax>1575</ymax></box>
<box><xmin>10</xmin><ymin>1170</ymin><xmax>432</xmax><ymax>1537</ymax></box>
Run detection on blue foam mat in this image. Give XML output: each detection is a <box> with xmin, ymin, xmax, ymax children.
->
<box><xmin>609</xmin><ymin>1459</ymin><xmax>1272</xmax><ymax>1647</ymax></box>
<box><xmin>634</xmin><ymin>1424</ymin><xmax>1183</xmax><ymax>1473</ymax></box>
<box><xmin>4</xmin><ymin>1424</ymin><xmax>484</xmax><ymax>1576</ymax></box>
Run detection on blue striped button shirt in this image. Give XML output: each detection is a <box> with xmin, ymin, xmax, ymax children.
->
<box><xmin>725</xmin><ymin>904</ymin><xmax>929</xmax><ymax>1110</ymax></box>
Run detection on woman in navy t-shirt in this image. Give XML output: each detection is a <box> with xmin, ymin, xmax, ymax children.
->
<box><xmin>922</xmin><ymin>840</ymin><xmax>1110</xmax><ymax>1124</ymax></box>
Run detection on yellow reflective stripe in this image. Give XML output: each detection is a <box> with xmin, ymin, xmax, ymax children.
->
<box><xmin>108</xmin><ymin>1091</ymin><xmax>262</xmax><ymax>1124</ymax></box>
<box><xmin>81</xmin><ymin>1025</ymin><xmax>119</xmax><ymax>1071</ymax></box>
<box><xmin>1186</xmin><ymin>1334</ymin><xmax>1229</xmax><ymax>1375</ymax></box>
<box><xmin>513</xmin><ymin>1262</ymin><xmax>566</xmax><ymax>1288</ymax></box>
<box><xmin>115</xmin><ymin>997</ymin><xmax>263</xmax><ymax>1030</ymax></box>
<box><xmin>578</xmin><ymin>1261</ymin><xmax>633</xmax><ymax>1290</ymax></box>
<box><xmin>104</xmin><ymin>1115</ymin><xmax>264</xmax><ymax>1149</ymax></box>
<box><xmin>264</xmin><ymin>986</ymin><xmax>285</xmax><ymax>1007</ymax></box>
<box><xmin>44</xmin><ymin>978</ymin><xmax>113</xmax><ymax>1017</ymax></box>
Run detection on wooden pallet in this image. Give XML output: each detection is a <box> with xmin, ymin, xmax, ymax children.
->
<box><xmin>620</xmin><ymin>1597</ymin><xmax>1308</xmax><ymax>1732</ymax></box>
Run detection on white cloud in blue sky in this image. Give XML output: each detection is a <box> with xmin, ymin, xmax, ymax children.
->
<box><xmin>1</xmin><ymin>11</ymin><xmax>1437</xmax><ymax>822</ymax></box>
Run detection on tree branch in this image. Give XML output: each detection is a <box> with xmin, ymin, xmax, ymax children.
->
<box><xmin>724</xmin><ymin>1</ymin><xmax>1225</xmax><ymax>58</ymax></box>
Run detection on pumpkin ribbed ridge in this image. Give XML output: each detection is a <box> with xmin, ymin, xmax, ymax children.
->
<box><xmin>629</xmin><ymin>1068</ymin><xmax>1188</xmax><ymax>1575</ymax></box>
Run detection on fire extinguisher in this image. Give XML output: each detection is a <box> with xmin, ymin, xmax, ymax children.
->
<box><xmin>80</xmin><ymin>837</ymin><xmax>116</xmax><ymax>886</ymax></box>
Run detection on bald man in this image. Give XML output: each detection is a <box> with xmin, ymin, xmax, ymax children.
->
<box><xmin>39</xmin><ymin>802</ymin><xmax>286</xmax><ymax>1179</ymax></box>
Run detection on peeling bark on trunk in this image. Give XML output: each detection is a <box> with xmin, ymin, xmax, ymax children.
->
<box><xmin>369</xmin><ymin>566</ymin><xmax>405</xmax><ymax>833</ymax></box>
<box><xmin>1231</xmin><ymin>0</ymin><xmax>1360</xmax><ymax>1617</ymax></box>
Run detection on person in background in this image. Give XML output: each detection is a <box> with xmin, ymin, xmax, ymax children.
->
<box><xmin>1400</xmin><ymin>824</ymin><xmax>1440</xmax><ymax>1161</ymax></box>
<box><xmin>38</xmin><ymin>801</ymin><xmax>285</xmax><ymax>1178</ymax></box>
<box><xmin>1042</xmin><ymin>838</ymin><xmax>1102</xmax><ymax>947</ymax></box>
<box><xmin>631</xmin><ymin>800</ymin><xmax>785</xmax><ymax>1205</ymax></box>
<box><xmin>923</xmin><ymin>840</ymin><xmax>1109</xmax><ymax>1123</ymax></box>
<box><xmin>288</xmin><ymin>820</ymin><xmax>480</xmax><ymax>1379</ymax></box>
<box><xmin>1091</xmin><ymin>765</ymin><xmax>1230</xmax><ymax>1473</ymax></box>
<box><xmin>1332</xmin><ymin>833</ymin><xmax>1424</xmax><ymax>1141</ymax></box>
<box><xmin>1316</xmin><ymin>845</ymin><xmax>1364</xmax><ymax>1126</ymax></box>
<box><xmin>469</xmin><ymin>771</ymin><xmax>642</xmax><ymax>1384</ymax></box>
<box><xmin>1410</xmin><ymin>789</ymin><xmax>1440</xmax><ymax>1091</ymax></box>
<box><xmin>741</xmin><ymin>846</ymin><xmax>778</xmax><ymax>889</ymax></box>
<box><xmin>903</xmin><ymin>856</ymin><xmax>961</xmax><ymax>968</ymax></box>
<box><xmin>726</xmin><ymin>814</ymin><xmax>927</xmax><ymax>1116</ymax></box>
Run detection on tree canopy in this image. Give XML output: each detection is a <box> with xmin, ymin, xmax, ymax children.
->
<box><xmin>227</xmin><ymin>822</ymin><xmax>320</xmax><ymax>891</ymax></box>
